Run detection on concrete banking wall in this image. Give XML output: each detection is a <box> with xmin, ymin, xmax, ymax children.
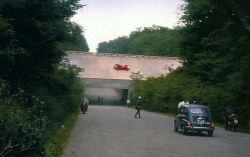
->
<box><xmin>67</xmin><ymin>52</ymin><xmax>182</xmax><ymax>104</ymax></box>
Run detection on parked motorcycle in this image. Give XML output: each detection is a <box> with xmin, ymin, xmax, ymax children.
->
<box><xmin>225</xmin><ymin>113</ymin><xmax>239</xmax><ymax>132</ymax></box>
<box><xmin>80</xmin><ymin>98</ymin><xmax>89</xmax><ymax>114</ymax></box>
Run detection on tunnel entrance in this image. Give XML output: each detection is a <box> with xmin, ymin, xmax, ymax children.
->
<box><xmin>84</xmin><ymin>87</ymin><xmax>130</xmax><ymax>106</ymax></box>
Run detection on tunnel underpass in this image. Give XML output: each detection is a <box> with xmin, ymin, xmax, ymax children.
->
<box><xmin>84</xmin><ymin>87</ymin><xmax>130</xmax><ymax>105</ymax></box>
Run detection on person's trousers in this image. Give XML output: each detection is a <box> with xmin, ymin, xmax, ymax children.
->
<box><xmin>135</xmin><ymin>109</ymin><xmax>141</xmax><ymax>118</ymax></box>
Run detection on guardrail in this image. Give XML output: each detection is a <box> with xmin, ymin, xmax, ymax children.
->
<box><xmin>66</xmin><ymin>51</ymin><xmax>181</xmax><ymax>61</ymax></box>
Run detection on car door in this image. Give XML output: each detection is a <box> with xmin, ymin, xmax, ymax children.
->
<box><xmin>180</xmin><ymin>107</ymin><xmax>189</xmax><ymax>125</ymax></box>
<box><xmin>176</xmin><ymin>107</ymin><xmax>188</xmax><ymax>128</ymax></box>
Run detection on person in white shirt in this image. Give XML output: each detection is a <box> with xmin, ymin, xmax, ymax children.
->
<box><xmin>183</xmin><ymin>99</ymin><xmax>189</xmax><ymax>105</ymax></box>
<box><xmin>126</xmin><ymin>99</ymin><xmax>130</xmax><ymax>108</ymax></box>
<box><xmin>178</xmin><ymin>99</ymin><xmax>189</xmax><ymax>113</ymax></box>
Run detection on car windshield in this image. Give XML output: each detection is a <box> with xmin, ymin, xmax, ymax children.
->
<box><xmin>190</xmin><ymin>108</ymin><xmax>210</xmax><ymax>114</ymax></box>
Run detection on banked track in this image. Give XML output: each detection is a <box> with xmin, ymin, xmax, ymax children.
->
<box><xmin>67</xmin><ymin>52</ymin><xmax>182</xmax><ymax>103</ymax></box>
<box><xmin>67</xmin><ymin>52</ymin><xmax>182</xmax><ymax>80</ymax></box>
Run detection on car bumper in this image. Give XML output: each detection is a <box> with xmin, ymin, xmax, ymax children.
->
<box><xmin>185</xmin><ymin>126</ymin><xmax>215</xmax><ymax>132</ymax></box>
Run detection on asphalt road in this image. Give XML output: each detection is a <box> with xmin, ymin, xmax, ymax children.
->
<box><xmin>64</xmin><ymin>105</ymin><xmax>250</xmax><ymax>157</ymax></box>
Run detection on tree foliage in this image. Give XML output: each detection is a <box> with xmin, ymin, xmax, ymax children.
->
<box><xmin>97</xmin><ymin>25</ymin><xmax>181</xmax><ymax>56</ymax></box>
<box><xmin>0</xmin><ymin>81</ymin><xmax>49</xmax><ymax>156</ymax></box>
<box><xmin>57</xmin><ymin>33</ymin><xmax>89</xmax><ymax>51</ymax></box>
<box><xmin>179</xmin><ymin>0</ymin><xmax>250</xmax><ymax>115</ymax></box>
<box><xmin>0</xmin><ymin>0</ymin><xmax>85</xmax><ymax>156</ymax></box>
<box><xmin>97</xmin><ymin>36</ymin><xmax>129</xmax><ymax>53</ymax></box>
<box><xmin>0</xmin><ymin>0</ymin><xmax>84</xmax><ymax>91</ymax></box>
<box><xmin>132</xmin><ymin>0</ymin><xmax>250</xmax><ymax>127</ymax></box>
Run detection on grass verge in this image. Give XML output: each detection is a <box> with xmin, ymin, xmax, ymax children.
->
<box><xmin>44</xmin><ymin>112</ymin><xmax>79</xmax><ymax>157</ymax></box>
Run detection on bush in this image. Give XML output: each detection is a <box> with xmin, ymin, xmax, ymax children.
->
<box><xmin>0</xmin><ymin>62</ymin><xmax>84</xmax><ymax>156</ymax></box>
<box><xmin>131</xmin><ymin>68</ymin><xmax>247</xmax><ymax>126</ymax></box>
<box><xmin>0</xmin><ymin>81</ymin><xmax>49</xmax><ymax>156</ymax></box>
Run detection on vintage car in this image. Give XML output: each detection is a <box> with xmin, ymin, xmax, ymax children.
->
<box><xmin>114</xmin><ymin>64</ymin><xmax>130</xmax><ymax>71</ymax></box>
<box><xmin>174</xmin><ymin>104</ymin><xmax>215</xmax><ymax>136</ymax></box>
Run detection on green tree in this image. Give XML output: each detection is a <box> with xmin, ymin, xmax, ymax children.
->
<box><xmin>131</xmin><ymin>0</ymin><xmax>250</xmax><ymax>127</ymax></box>
<box><xmin>0</xmin><ymin>0</ymin><xmax>85</xmax><ymax>155</ymax></box>
<box><xmin>0</xmin><ymin>0</ymin><xmax>84</xmax><ymax>91</ymax></box>
<box><xmin>57</xmin><ymin>33</ymin><xmax>89</xmax><ymax>51</ymax></box>
<box><xmin>128</xmin><ymin>26</ymin><xmax>180</xmax><ymax>56</ymax></box>
<box><xmin>178</xmin><ymin>0</ymin><xmax>250</xmax><ymax>123</ymax></box>
<box><xmin>97</xmin><ymin>25</ymin><xmax>181</xmax><ymax>56</ymax></box>
<box><xmin>97</xmin><ymin>36</ymin><xmax>129</xmax><ymax>53</ymax></box>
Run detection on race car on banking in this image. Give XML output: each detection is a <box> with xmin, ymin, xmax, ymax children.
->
<box><xmin>114</xmin><ymin>64</ymin><xmax>130</xmax><ymax>71</ymax></box>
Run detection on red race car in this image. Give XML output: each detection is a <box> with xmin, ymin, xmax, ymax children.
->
<box><xmin>114</xmin><ymin>64</ymin><xmax>130</xmax><ymax>71</ymax></box>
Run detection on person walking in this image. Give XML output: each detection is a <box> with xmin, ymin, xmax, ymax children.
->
<box><xmin>98</xmin><ymin>96</ymin><xmax>100</xmax><ymax>103</ymax></box>
<box><xmin>126</xmin><ymin>99</ymin><xmax>130</xmax><ymax>108</ymax></box>
<box><xmin>134</xmin><ymin>96</ymin><xmax>142</xmax><ymax>118</ymax></box>
<box><xmin>101</xmin><ymin>96</ymin><xmax>103</xmax><ymax>103</ymax></box>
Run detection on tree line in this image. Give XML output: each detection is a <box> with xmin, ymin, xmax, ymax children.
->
<box><xmin>176</xmin><ymin>0</ymin><xmax>250</xmax><ymax>124</ymax></box>
<box><xmin>0</xmin><ymin>0</ymin><xmax>88</xmax><ymax>156</ymax></box>
<box><xmin>99</xmin><ymin>0</ymin><xmax>250</xmax><ymax>128</ymax></box>
<box><xmin>97</xmin><ymin>25</ymin><xmax>181</xmax><ymax>57</ymax></box>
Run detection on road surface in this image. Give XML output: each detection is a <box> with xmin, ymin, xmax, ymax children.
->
<box><xmin>64</xmin><ymin>105</ymin><xmax>250</xmax><ymax>157</ymax></box>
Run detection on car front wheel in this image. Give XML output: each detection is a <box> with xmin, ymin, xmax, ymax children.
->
<box><xmin>182</xmin><ymin>125</ymin><xmax>187</xmax><ymax>135</ymax></box>
<box><xmin>174</xmin><ymin>122</ymin><xmax>178</xmax><ymax>132</ymax></box>
<box><xmin>208</xmin><ymin>131</ymin><xmax>213</xmax><ymax>137</ymax></box>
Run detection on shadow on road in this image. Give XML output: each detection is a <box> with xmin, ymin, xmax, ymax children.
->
<box><xmin>175</xmin><ymin>130</ymin><xmax>213</xmax><ymax>137</ymax></box>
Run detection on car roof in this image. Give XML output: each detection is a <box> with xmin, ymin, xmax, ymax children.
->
<box><xmin>184</xmin><ymin>104</ymin><xmax>209</xmax><ymax>109</ymax></box>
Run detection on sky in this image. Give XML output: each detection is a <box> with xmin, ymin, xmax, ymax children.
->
<box><xmin>71</xmin><ymin>0</ymin><xmax>183</xmax><ymax>52</ymax></box>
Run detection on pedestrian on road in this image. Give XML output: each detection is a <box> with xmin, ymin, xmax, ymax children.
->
<box><xmin>135</xmin><ymin>96</ymin><xmax>142</xmax><ymax>118</ymax></box>
<box><xmin>126</xmin><ymin>99</ymin><xmax>130</xmax><ymax>108</ymax></box>
<box><xmin>98</xmin><ymin>96</ymin><xmax>100</xmax><ymax>103</ymax></box>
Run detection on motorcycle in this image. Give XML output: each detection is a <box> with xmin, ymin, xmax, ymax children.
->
<box><xmin>225</xmin><ymin>113</ymin><xmax>239</xmax><ymax>132</ymax></box>
<box><xmin>80</xmin><ymin>102</ymin><xmax>88</xmax><ymax>114</ymax></box>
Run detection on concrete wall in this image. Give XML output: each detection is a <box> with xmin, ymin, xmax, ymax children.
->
<box><xmin>67</xmin><ymin>52</ymin><xmax>182</xmax><ymax>80</ymax></box>
<box><xmin>82</xmin><ymin>78</ymin><xmax>133</xmax><ymax>89</ymax></box>
<box><xmin>67</xmin><ymin>52</ymin><xmax>182</xmax><ymax>104</ymax></box>
<box><xmin>82</xmin><ymin>78</ymin><xmax>133</xmax><ymax>105</ymax></box>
